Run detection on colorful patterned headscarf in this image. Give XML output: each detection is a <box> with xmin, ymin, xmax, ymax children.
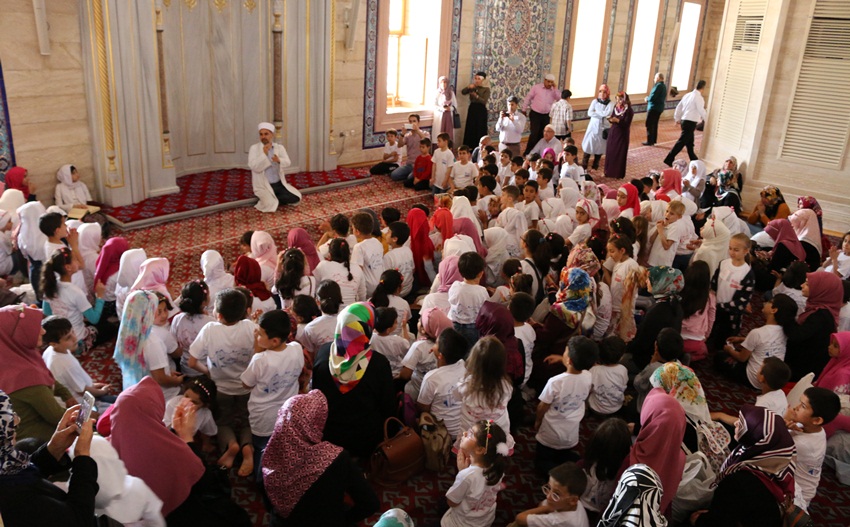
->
<box><xmin>650</xmin><ymin>361</ymin><xmax>712</xmax><ymax>424</ymax></box>
<box><xmin>648</xmin><ymin>266</ymin><xmax>683</xmax><ymax>300</ymax></box>
<box><xmin>797</xmin><ymin>196</ymin><xmax>822</xmax><ymax>219</ymax></box>
<box><xmin>551</xmin><ymin>267</ymin><xmax>592</xmax><ymax>322</ymax></box>
<box><xmin>566</xmin><ymin>243</ymin><xmax>601</xmax><ymax>277</ymax></box>
<box><xmin>0</xmin><ymin>389</ymin><xmax>31</xmax><ymax>476</ymax></box>
<box><xmin>113</xmin><ymin>290</ymin><xmax>158</xmax><ymax>390</ymax></box>
<box><xmin>576</xmin><ymin>198</ymin><xmax>599</xmax><ymax>229</ymax></box>
<box><xmin>598</xmin><ymin>464</ymin><xmax>667</xmax><ymax>527</ymax></box>
<box><xmin>328</xmin><ymin>302</ymin><xmax>375</xmax><ymax>393</ymax></box>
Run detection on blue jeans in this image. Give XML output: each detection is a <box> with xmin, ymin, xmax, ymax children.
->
<box><xmin>390</xmin><ymin>163</ymin><xmax>413</xmax><ymax>181</ymax></box>
<box><xmin>453</xmin><ymin>322</ymin><xmax>479</xmax><ymax>349</ymax></box>
<box><xmin>252</xmin><ymin>434</ymin><xmax>270</xmax><ymax>483</ymax></box>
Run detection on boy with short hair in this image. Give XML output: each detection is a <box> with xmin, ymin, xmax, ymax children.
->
<box><xmin>39</xmin><ymin>211</ymin><xmax>86</xmax><ymax>283</ymax></box>
<box><xmin>497</xmin><ymin>149</ymin><xmax>513</xmax><ymax>188</ymax></box>
<box><xmin>496</xmin><ymin>185</ymin><xmax>529</xmax><ymax>257</ymax></box>
<box><xmin>588</xmin><ymin>335</ymin><xmax>628</xmax><ymax>415</ymax></box>
<box><xmin>369</xmin><ymin>129</ymin><xmax>401</xmax><ymax>175</ymax></box>
<box><xmin>711</xmin><ymin>356</ymin><xmax>790</xmax><ymax>424</ymax></box>
<box><xmin>417</xmin><ymin>328</ymin><xmax>470</xmax><ymax>439</ymax></box>
<box><xmin>785</xmin><ymin>387</ymin><xmax>841</xmax><ymax>512</ymax></box>
<box><xmin>188</xmin><ymin>288</ymin><xmax>257</xmax><ymax>474</ymax></box>
<box><xmin>535</xmin><ymin>336</ymin><xmax>597</xmax><ymax>474</ymax></box>
<box><xmin>448</xmin><ymin>252</ymin><xmax>489</xmax><ymax>346</ymax></box>
<box><xmin>634</xmin><ymin>328</ymin><xmax>683</xmax><ymax>411</ymax></box>
<box><xmin>431</xmin><ymin>133</ymin><xmax>455</xmax><ymax>194</ymax></box>
<box><xmin>647</xmin><ymin>200</ymin><xmax>687</xmax><ymax>267</ymax></box>
<box><xmin>537</xmin><ymin>168</ymin><xmax>555</xmax><ymax>201</ymax></box>
<box><xmin>477</xmin><ymin>174</ymin><xmax>498</xmax><ymax>224</ymax></box>
<box><xmin>317</xmin><ymin>213</ymin><xmax>357</xmax><ymax>260</ymax></box>
<box><xmin>390</xmin><ymin>114</ymin><xmax>429</xmax><ymax>182</ymax></box>
<box><xmin>510</xmin><ymin>292</ymin><xmax>537</xmax><ymax>387</ymax></box>
<box><xmin>41</xmin><ymin>315</ymin><xmax>112</xmax><ymax>404</ymax></box>
<box><xmin>383</xmin><ymin>221</ymin><xmax>415</xmax><ymax>297</ymax></box>
<box><xmin>514</xmin><ymin>169</ymin><xmax>530</xmax><ymax>189</ymax></box>
<box><xmin>404</xmin><ymin>138</ymin><xmax>433</xmax><ymax>190</ymax></box>
<box><xmin>559</xmin><ymin>145</ymin><xmax>582</xmax><ymax>185</ymax></box>
<box><xmin>517</xmin><ymin>180</ymin><xmax>541</xmax><ymax>230</ymax></box>
<box><xmin>447</xmin><ymin>145</ymin><xmax>479</xmax><ymax>193</ymax></box>
<box><xmin>350</xmin><ymin>212</ymin><xmax>385</xmax><ymax>297</ymax></box>
<box><xmin>241</xmin><ymin>309</ymin><xmax>304</xmax><ymax>477</ymax></box>
<box><xmin>508</xmin><ymin>155</ymin><xmax>524</xmax><ymax>187</ymax></box>
<box><xmin>370</xmin><ymin>306</ymin><xmax>412</xmax><ymax>377</ymax></box>
<box><xmin>514</xmin><ymin>461</ymin><xmax>589</xmax><ymax>527</ymax></box>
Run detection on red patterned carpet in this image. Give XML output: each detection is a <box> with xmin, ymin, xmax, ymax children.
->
<box><xmin>77</xmin><ymin>121</ymin><xmax>850</xmax><ymax>526</ymax></box>
<box><xmin>100</xmin><ymin>167</ymin><xmax>372</xmax><ymax>227</ymax></box>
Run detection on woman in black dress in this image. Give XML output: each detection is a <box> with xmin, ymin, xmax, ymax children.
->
<box><xmin>461</xmin><ymin>72</ymin><xmax>491</xmax><ymax>148</ymax></box>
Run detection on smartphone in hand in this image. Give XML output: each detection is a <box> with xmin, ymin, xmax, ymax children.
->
<box><xmin>76</xmin><ymin>391</ymin><xmax>95</xmax><ymax>430</ymax></box>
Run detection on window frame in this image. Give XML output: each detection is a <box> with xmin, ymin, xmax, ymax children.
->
<box><xmin>374</xmin><ymin>0</ymin><xmax>453</xmax><ymax>132</ymax></box>
<box><xmin>564</xmin><ymin>0</ymin><xmax>614</xmax><ymax>110</ymax></box>
<box><xmin>623</xmin><ymin>0</ymin><xmax>664</xmax><ymax>99</ymax></box>
<box><xmin>668</xmin><ymin>0</ymin><xmax>707</xmax><ymax>94</ymax></box>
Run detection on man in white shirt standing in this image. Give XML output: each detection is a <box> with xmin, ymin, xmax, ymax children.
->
<box><xmin>522</xmin><ymin>73</ymin><xmax>560</xmax><ymax>155</ymax></box>
<box><xmin>496</xmin><ymin>96</ymin><xmax>527</xmax><ymax>158</ymax></box>
<box><xmin>664</xmin><ymin>80</ymin><xmax>707</xmax><ymax>166</ymax></box>
<box><xmin>247</xmin><ymin>122</ymin><xmax>301</xmax><ymax>212</ymax></box>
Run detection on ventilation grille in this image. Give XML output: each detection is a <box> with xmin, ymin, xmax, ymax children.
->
<box><xmin>780</xmin><ymin>0</ymin><xmax>850</xmax><ymax>166</ymax></box>
<box><xmin>713</xmin><ymin>1</ymin><xmax>766</xmax><ymax>147</ymax></box>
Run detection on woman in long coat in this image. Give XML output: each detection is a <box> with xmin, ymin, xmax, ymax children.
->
<box><xmin>433</xmin><ymin>76</ymin><xmax>457</xmax><ymax>145</ymax></box>
<box><xmin>581</xmin><ymin>84</ymin><xmax>615</xmax><ymax>171</ymax></box>
<box><xmin>604</xmin><ymin>91</ymin><xmax>634</xmax><ymax>180</ymax></box>
<box><xmin>461</xmin><ymin>72</ymin><xmax>491</xmax><ymax>148</ymax></box>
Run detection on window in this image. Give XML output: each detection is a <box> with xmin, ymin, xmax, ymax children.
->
<box><xmin>625</xmin><ymin>0</ymin><xmax>662</xmax><ymax>96</ymax></box>
<box><xmin>566</xmin><ymin>0</ymin><xmax>611</xmax><ymax>102</ymax></box>
<box><xmin>670</xmin><ymin>2</ymin><xmax>704</xmax><ymax>92</ymax></box>
<box><xmin>375</xmin><ymin>0</ymin><xmax>452</xmax><ymax>131</ymax></box>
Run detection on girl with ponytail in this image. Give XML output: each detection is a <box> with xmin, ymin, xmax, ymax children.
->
<box><xmin>313</xmin><ymin>237</ymin><xmax>366</xmax><ymax>307</ymax></box>
<box><xmin>369</xmin><ymin>269</ymin><xmax>410</xmax><ymax>338</ymax></box>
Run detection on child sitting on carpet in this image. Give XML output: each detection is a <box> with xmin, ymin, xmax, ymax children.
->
<box><xmin>772</xmin><ymin>261</ymin><xmax>808</xmax><ymax>316</ymax></box>
<box><xmin>711</xmin><ymin>357</ymin><xmax>791</xmax><ymax>424</ymax></box>
<box><xmin>313</xmin><ymin>237</ymin><xmax>365</xmax><ymax>307</ymax></box>
<box><xmin>369</xmin><ymin>306</ymin><xmax>412</xmax><ymax>378</ymax></box>
<box><xmin>369</xmin><ymin>128</ymin><xmax>401</xmax><ymax>176</ymax></box>
<box><xmin>634</xmin><ymin>328</ymin><xmax>682</xmax><ymax>412</ymax></box>
<box><xmin>369</xmin><ymin>269</ymin><xmax>410</xmax><ymax>338</ymax></box>
<box><xmin>291</xmin><ymin>294</ymin><xmax>321</xmax><ymax>347</ymax></box>
<box><xmin>274</xmin><ymin>248</ymin><xmax>316</xmax><ymax>311</ymax></box>
<box><xmin>171</xmin><ymin>280</ymin><xmax>215</xmax><ymax>377</ymax></box>
<box><xmin>441</xmin><ymin>420</ymin><xmax>508</xmax><ymax>527</ymax></box>
<box><xmin>150</xmin><ymin>291</ymin><xmax>180</xmax><ymax>364</ymax></box>
<box><xmin>579</xmin><ymin>418</ymin><xmax>632</xmax><ymax>515</ymax></box>
<box><xmin>488</xmin><ymin>259</ymin><xmax>523</xmax><ymax>304</ymax></box>
<box><xmin>350</xmin><ymin>212</ymin><xmax>385</xmax><ymax>297</ymax></box>
<box><xmin>448</xmin><ymin>252</ymin><xmax>488</xmax><ymax>346</ymax></box>
<box><xmin>509</xmin><ymin>292</ymin><xmax>536</xmax><ymax>387</ymax></box>
<box><xmin>188</xmin><ymin>288</ymin><xmax>256</xmax><ymax>475</ymax></box>
<box><xmin>163</xmin><ymin>375</ymin><xmax>218</xmax><ymax>440</ymax></box>
<box><xmin>513</xmin><ymin>462</ymin><xmax>589</xmax><ymax>527</ymax></box>
<box><xmin>41</xmin><ymin>315</ymin><xmax>113</xmax><ymax>405</ymax></box>
<box><xmin>234</xmin><ymin>255</ymin><xmax>276</xmax><ymax>313</ymax></box>
<box><xmin>588</xmin><ymin>336</ymin><xmax>628</xmax><ymax>416</ymax></box>
<box><xmin>317</xmin><ymin>213</ymin><xmax>357</xmax><ymax>260</ymax></box>
<box><xmin>300</xmin><ymin>280</ymin><xmax>341</xmax><ymax>356</ymax></box>
<box><xmin>382</xmin><ymin>222</ymin><xmax>415</xmax><ymax>298</ymax></box>
<box><xmin>399</xmin><ymin>307</ymin><xmax>451</xmax><ymax>400</ymax></box>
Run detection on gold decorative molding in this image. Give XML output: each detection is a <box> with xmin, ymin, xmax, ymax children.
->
<box><xmin>305</xmin><ymin>0</ymin><xmax>310</xmax><ymax>170</ymax></box>
<box><xmin>185</xmin><ymin>0</ymin><xmax>197</xmax><ymax>10</ymax></box>
<box><xmin>244</xmin><ymin>0</ymin><xmax>256</xmax><ymax>13</ymax></box>
<box><xmin>330</xmin><ymin>0</ymin><xmax>335</xmax><ymax>154</ymax></box>
<box><xmin>91</xmin><ymin>0</ymin><xmax>119</xmax><ymax>180</ymax></box>
<box><xmin>213</xmin><ymin>0</ymin><xmax>226</xmax><ymax>13</ymax></box>
<box><xmin>163</xmin><ymin>0</ymin><xmax>171</xmax><ymax>7</ymax></box>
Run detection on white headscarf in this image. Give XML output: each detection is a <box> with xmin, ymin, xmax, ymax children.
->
<box><xmin>542</xmin><ymin>197</ymin><xmax>566</xmax><ymax>220</ymax></box>
<box><xmin>554</xmin><ymin>214</ymin><xmax>575</xmax><ymax>238</ymax></box>
<box><xmin>685</xmin><ymin>160</ymin><xmax>706</xmax><ymax>187</ymax></box>
<box><xmin>672</xmin><ymin>195</ymin><xmax>698</xmax><ymax>217</ymax></box>
<box><xmin>712</xmin><ymin>206</ymin><xmax>749</xmax><ymax>236</ymax></box>
<box><xmin>483</xmin><ymin>227</ymin><xmax>509</xmax><ymax>285</ymax></box>
<box><xmin>16</xmin><ymin>201</ymin><xmax>47</xmax><ymax>262</ymax></box>
<box><xmin>77</xmin><ymin>223</ymin><xmax>102</xmax><ymax>262</ymax></box>
<box><xmin>68</xmin><ymin>436</ymin><xmax>165</xmax><ymax>526</ymax></box>
<box><xmin>450</xmin><ymin>196</ymin><xmax>483</xmax><ymax>237</ymax></box>
<box><xmin>692</xmin><ymin>217</ymin><xmax>731</xmax><ymax>275</ymax></box>
<box><xmin>0</xmin><ymin>190</ymin><xmax>25</xmax><ymax>227</ymax></box>
<box><xmin>55</xmin><ymin>164</ymin><xmax>92</xmax><ymax>212</ymax></box>
<box><xmin>443</xmin><ymin>235</ymin><xmax>476</xmax><ymax>258</ymax></box>
<box><xmin>115</xmin><ymin>248</ymin><xmax>147</xmax><ymax>315</ymax></box>
<box><xmin>559</xmin><ymin>178</ymin><xmax>581</xmax><ymax>210</ymax></box>
<box><xmin>201</xmin><ymin>250</ymin><xmax>235</xmax><ymax>300</ymax></box>
<box><xmin>601</xmin><ymin>198</ymin><xmax>620</xmax><ymax>223</ymax></box>
<box><xmin>0</xmin><ymin>210</ymin><xmax>10</xmax><ymax>231</ymax></box>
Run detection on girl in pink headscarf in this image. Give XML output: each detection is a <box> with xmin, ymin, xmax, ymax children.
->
<box><xmin>817</xmin><ymin>332</ymin><xmax>850</xmax><ymax>438</ymax></box>
<box><xmin>130</xmin><ymin>257</ymin><xmax>173</xmax><ymax>304</ymax></box>
<box><xmin>287</xmin><ymin>227</ymin><xmax>320</xmax><ymax>273</ymax></box>
<box><xmin>398</xmin><ymin>307</ymin><xmax>453</xmax><ymax>399</ymax></box>
<box><xmin>789</xmin><ymin>208</ymin><xmax>822</xmax><ymax>270</ymax></box>
<box><xmin>250</xmin><ymin>231</ymin><xmax>278</xmax><ymax>289</ymax></box>
<box><xmin>654</xmin><ymin>168</ymin><xmax>682</xmax><ymax>202</ymax></box>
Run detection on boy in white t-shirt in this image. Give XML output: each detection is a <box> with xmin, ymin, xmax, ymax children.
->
<box><xmin>537</xmin><ymin>168</ymin><xmax>555</xmax><ymax>201</ymax></box>
<box><xmin>241</xmin><ymin>309</ymin><xmax>304</xmax><ymax>480</ymax></box>
<box><xmin>514</xmin><ymin>462</ymin><xmax>590</xmax><ymax>527</ymax></box>
<box><xmin>416</xmin><ymin>328</ymin><xmax>470</xmax><ymax>439</ymax></box>
<box><xmin>496</xmin><ymin>185</ymin><xmax>529</xmax><ymax>257</ymax></box>
<box><xmin>647</xmin><ymin>200</ymin><xmax>686</xmax><ymax>267</ymax></box>
<box><xmin>497</xmin><ymin>149</ymin><xmax>513</xmax><ymax>190</ymax></box>
<box><xmin>368</xmin><ymin>128</ymin><xmax>401</xmax><ymax>176</ymax></box>
<box><xmin>316</xmin><ymin>213</ymin><xmax>358</xmax><ymax>260</ymax></box>
<box><xmin>516</xmin><ymin>181</ymin><xmax>541</xmax><ymax>230</ymax></box>
<box><xmin>145</xmin><ymin>293</ymin><xmax>185</xmax><ymax>401</ymax></box>
<box><xmin>477</xmin><ymin>175</ymin><xmax>499</xmax><ymax>225</ymax></box>
<box><xmin>712</xmin><ymin>357</ymin><xmax>791</xmax><ymax>426</ymax></box>
<box><xmin>588</xmin><ymin>336</ymin><xmax>628</xmax><ymax>415</ymax></box>
<box><xmin>350</xmin><ymin>211</ymin><xmax>385</xmax><ymax>297</ymax></box>
<box><xmin>785</xmin><ymin>387</ymin><xmax>840</xmax><ymax>512</ymax></box>
<box><xmin>510</xmin><ymin>292</ymin><xmax>537</xmax><ymax>388</ymax></box>
<box><xmin>448</xmin><ymin>252</ymin><xmax>489</xmax><ymax>346</ymax></box>
<box><xmin>370</xmin><ymin>306</ymin><xmax>412</xmax><ymax>377</ymax></box>
<box><xmin>188</xmin><ymin>289</ymin><xmax>257</xmax><ymax>475</ymax></box>
<box><xmin>382</xmin><ymin>222</ymin><xmax>415</xmax><ymax>298</ymax></box>
<box><xmin>431</xmin><ymin>133</ymin><xmax>455</xmax><ymax>193</ymax></box>
<box><xmin>535</xmin><ymin>336</ymin><xmax>597</xmax><ymax>474</ymax></box>
<box><xmin>559</xmin><ymin>145</ymin><xmax>582</xmax><ymax>184</ymax></box>
<box><xmin>448</xmin><ymin>145</ymin><xmax>479</xmax><ymax>193</ymax></box>
<box><xmin>41</xmin><ymin>316</ymin><xmax>113</xmax><ymax>406</ymax></box>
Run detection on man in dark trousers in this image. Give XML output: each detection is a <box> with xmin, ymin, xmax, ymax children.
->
<box><xmin>521</xmin><ymin>73</ymin><xmax>560</xmax><ymax>156</ymax></box>
<box><xmin>664</xmin><ymin>80</ymin><xmax>707</xmax><ymax>166</ymax></box>
<box><xmin>643</xmin><ymin>73</ymin><xmax>667</xmax><ymax>146</ymax></box>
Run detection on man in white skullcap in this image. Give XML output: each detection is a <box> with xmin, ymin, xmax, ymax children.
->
<box><xmin>247</xmin><ymin>122</ymin><xmax>301</xmax><ymax>212</ymax></box>
<box><xmin>522</xmin><ymin>73</ymin><xmax>560</xmax><ymax>155</ymax></box>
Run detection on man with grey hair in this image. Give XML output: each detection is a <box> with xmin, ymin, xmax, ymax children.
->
<box><xmin>248</xmin><ymin>122</ymin><xmax>301</xmax><ymax>212</ymax></box>
<box><xmin>522</xmin><ymin>73</ymin><xmax>560</xmax><ymax>155</ymax></box>
<box><xmin>643</xmin><ymin>72</ymin><xmax>667</xmax><ymax>146</ymax></box>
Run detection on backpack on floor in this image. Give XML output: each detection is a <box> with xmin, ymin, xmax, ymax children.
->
<box><xmin>418</xmin><ymin>411</ymin><xmax>451</xmax><ymax>472</ymax></box>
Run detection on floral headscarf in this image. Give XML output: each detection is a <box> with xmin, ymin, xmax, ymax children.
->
<box><xmin>566</xmin><ymin>243</ymin><xmax>601</xmax><ymax>277</ymax></box>
<box><xmin>576</xmin><ymin>198</ymin><xmax>599</xmax><ymax>229</ymax></box>
<box><xmin>551</xmin><ymin>267</ymin><xmax>592</xmax><ymax>322</ymax></box>
<box><xmin>0</xmin><ymin>389</ymin><xmax>31</xmax><ymax>476</ymax></box>
<box><xmin>650</xmin><ymin>362</ymin><xmax>712</xmax><ymax>424</ymax></box>
<box><xmin>328</xmin><ymin>302</ymin><xmax>375</xmax><ymax>394</ymax></box>
<box><xmin>673</xmin><ymin>158</ymin><xmax>690</xmax><ymax>178</ymax></box>
<box><xmin>715</xmin><ymin>170</ymin><xmax>740</xmax><ymax>201</ymax></box>
<box><xmin>648</xmin><ymin>266</ymin><xmax>683</xmax><ymax>300</ymax></box>
<box><xmin>581</xmin><ymin>181</ymin><xmax>600</xmax><ymax>203</ymax></box>
<box><xmin>113</xmin><ymin>290</ymin><xmax>158</xmax><ymax>390</ymax></box>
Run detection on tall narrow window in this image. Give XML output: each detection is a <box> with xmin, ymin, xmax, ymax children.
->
<box><xmin>384</xmin><ymin>0</ymin><xmax>443</xmax><ymax>110</ymax></box>
<box><xmin>670</xmin><ymin>2</ymin><xmax>703</xmax><ymax>91</ymax></box>
<box><xmin>567</xmin><ymin>0</ymin><xmax>610</xmax><ymax>100</ymax></box>
<box><xmin>625</xmin><ymin>0</ymin><xmax>662</xmax><ymax>95</ymax></box>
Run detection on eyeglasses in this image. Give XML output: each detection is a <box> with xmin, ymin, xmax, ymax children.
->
<box><xmin>542</xmin><ymin>484</ymin><xmax>561</xmax><ymax>502</ymax></box>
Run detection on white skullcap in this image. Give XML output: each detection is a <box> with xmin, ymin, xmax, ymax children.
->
<box><xmin>544</xmin><ymin>73</ymin><xmax>556</xmax><ymax>82</ymax></box>
<box><xmin>258</xmin><ymin>122</ymin><xmax>275</xmax><ymax>133</ymax></box>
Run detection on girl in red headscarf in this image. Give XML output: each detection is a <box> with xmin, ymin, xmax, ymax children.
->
<box><xmin>616</xmin><ymin>183</ymin><xmax>641</xmax><ymax>219</ymax></box>
<box><xmin>4</xmin><ymin>166</ymin><xmax>36</xmax><ymax>201</ymax></box>
<box><xmin>407</xmin><ymin>207</ymin><xmax>436</xmax><ymax>286</ymax></box>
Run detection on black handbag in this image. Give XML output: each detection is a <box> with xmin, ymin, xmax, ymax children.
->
<box><xmin>602</xmin><ymin>128</ymin><xmax>609</xmax><ymax>140</ymax></box>
<box><xmin>452</xmin><ymin>112</ymin><xmax>461</xmax><ymax>129</ymax></box>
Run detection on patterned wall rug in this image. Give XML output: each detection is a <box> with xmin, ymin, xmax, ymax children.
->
<box><xmin>0</xmin><ymin>60</ymin><xmax>14</xmax><ymax>180</ymax></box>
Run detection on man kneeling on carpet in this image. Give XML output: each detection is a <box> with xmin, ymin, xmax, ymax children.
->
<box><xmin>248</xmin><ymin>122</ymin><xmax>302</xmax><ymax>212</ymax></box>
